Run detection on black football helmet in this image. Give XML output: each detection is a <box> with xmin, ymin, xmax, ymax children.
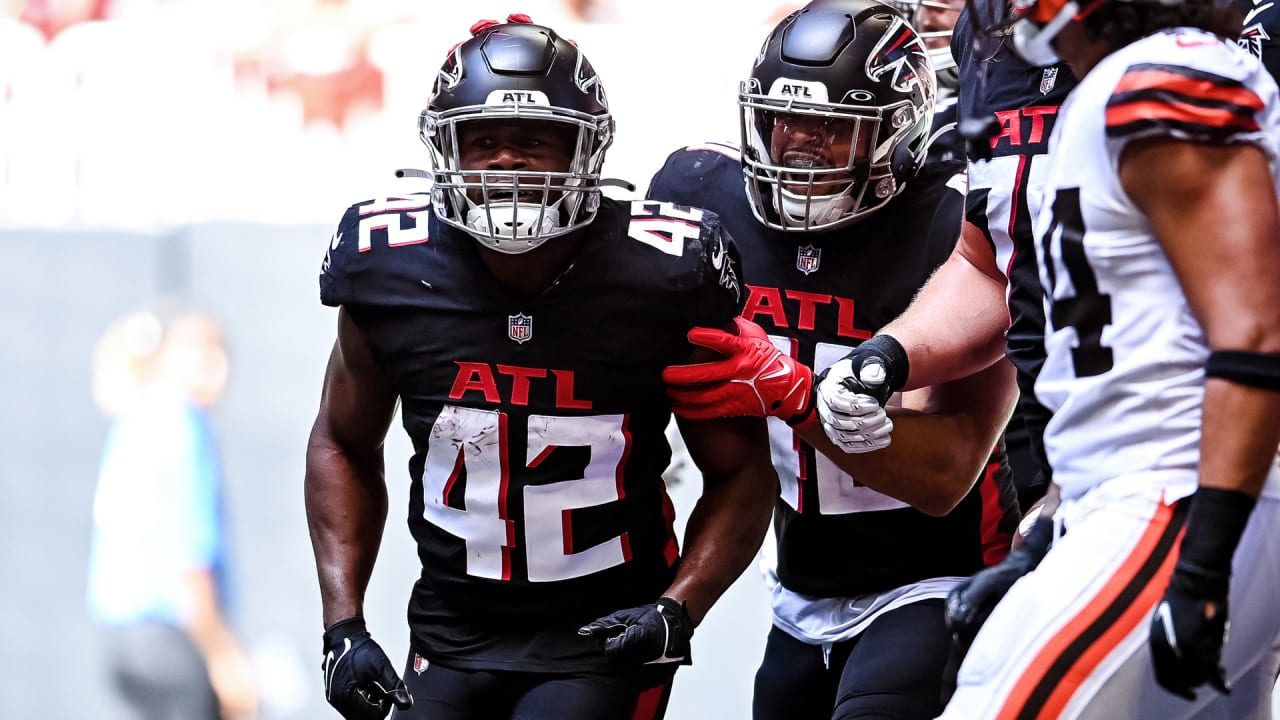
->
<box><xmin>419</xmin><ymin>18</ymin><xmax>615</xmax><ymax>253</ymax></box>
<box><xmin>741</xmin><ymin>0</ymin><xmax>937</xmax><ymax>232</ymax></box>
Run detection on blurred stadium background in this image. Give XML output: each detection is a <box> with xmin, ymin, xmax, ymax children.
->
<box><xmin>1</xmin><ymin>1</ymin><xmax>790</xmax><ymax>718</ymax></box>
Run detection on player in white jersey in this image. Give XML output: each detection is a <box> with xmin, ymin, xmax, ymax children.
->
<box><xmin>920</xmin><ymin>0</ymin><xmax>1280</xmax><ymax>717</ymax></box>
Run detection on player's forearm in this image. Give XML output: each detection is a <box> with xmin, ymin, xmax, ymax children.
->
<box><xmin>803</xmin><ymin>356</ymin><xmax>1017</xmax><ymax>515</ymax></box>
<box><xmin>1198</xmin><ymin>379</ymin><xmax>1280</xmax><ymax>499</ymax></box>
<box><xmin>798</xmin><ymin>411</ymin><xmax>1006</xmax><ymax>517</ymax></box>
<box><xmin>305</xmin><ymin>437</ymin><xmax>389</xmax><ymax>627</ymax></box>
<box><xmin>663</xmin><ymin>466</ymin><xmax>775</xmax><ymax>625</ymax></box>
<box><xmin>880</xmin><ymin>249</ymin><xmax>1010</xmax><ymax>391</ymax></box>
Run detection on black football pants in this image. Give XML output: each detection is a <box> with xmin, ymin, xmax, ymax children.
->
<box><xmin>753</xmin><ymin>598</ymin><xmax>953</xmax><ymax>720</ymax></box>
<box><xmin>394</xmin><ymin>653</ymin><xmax>677</xmax><ymax>720</ymax></box>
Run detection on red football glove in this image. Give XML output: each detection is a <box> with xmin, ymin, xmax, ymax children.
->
<box><xmin>662</xmin><ymin>317</ymin><xmax>814</xmax><ymax>424</ymax></box>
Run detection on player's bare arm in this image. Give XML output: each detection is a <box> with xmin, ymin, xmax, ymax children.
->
<box><xmin>877</xmin><ymin>221</ymin><xmax>1012</xmax><ymax>391</ymax></box>
<box><xmin>799</xmin><ymin>356</ymin><xmax>1017</xmax><ymax>516</ymax></box>
<box><xmin>1122</xmin><ymin>138</ymin><xmax>1280</xmax><ymax>500</ymax></box>
<box><xmin>305</xmin><ymin>308</ymin><xmax>400</xmax><ymax>626</ymax></box>
<box><xmin>666</xmin><ymin>413</ymin><xmax>776</xmax><ymax>625</ymax></box>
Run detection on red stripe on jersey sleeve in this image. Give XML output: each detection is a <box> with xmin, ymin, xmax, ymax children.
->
<box><xmin>1106</xmin><ymin>98</ymin><xmax>1261</xmax><ymax>133</ymax></box>
<box><xmin>1112</xmin><ymin>68</ymin><xmax>1265</xmax><ymax>111</ymax></box>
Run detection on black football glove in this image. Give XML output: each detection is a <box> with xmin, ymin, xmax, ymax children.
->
<box><xmin>321</xmin><ymin>617</ymin><xmax>413</xmax><ymax>720</ymax></box>
<box><xmin>826</xmin><ymin>334</ymin><xmax>910</xmax><ymax>406</ymax></box>
<box><xmin>1150</xmin><ymin>565</ymin><xmax>1231</xmax><ymax>700</ymax></box>
<box><xmin>577</xmin><ymin>597</ymin><xmax>694</xmax><ymax>665</ymax></box>
<box><xmin>1150</xmin><ymin>488</ymin><xmax>1255</xmax><ymax>701</ymax></box>
<box><xmin>946</xmin><ymin>516</ymin><xmax>1054</xmax><ymax>656</ymax></box>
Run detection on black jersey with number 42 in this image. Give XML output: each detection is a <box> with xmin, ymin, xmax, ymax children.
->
<box><xmin>319</xmin><ymin>194</ymin><xmax>743</xmax><ymax>672</ymax></box>
<box><xmin>648</xmin><ymin>145</ymin><xmax>1020</xmax><ymax>597</ymax></box>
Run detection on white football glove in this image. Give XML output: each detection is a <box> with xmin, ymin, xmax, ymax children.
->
<box><xmin>816</xmin><ymin>358</ymin><xmax>894</xmax><ymax>453</ymax></box>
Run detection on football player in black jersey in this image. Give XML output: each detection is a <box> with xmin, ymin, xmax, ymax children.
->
<box><xmin>810</xmin><ymin>0</ymin><xmax>1077</xmax><ymax>666</ymax></box>
<box><xmin>304</xmin><ymin>16</ymin><xmax>776</xmax><ymax>720</ymax></box>
<box><xmin>648</xmin><ymin>2</ymin><xmax>1020</xmax><ymax>717</ymax></box>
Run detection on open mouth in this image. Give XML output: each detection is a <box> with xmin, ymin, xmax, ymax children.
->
<box><xmin>782</xmin><ymin>151</ymin><xmax>830</xmax><ymax>170</ymax></box>
<box><xmin>488</xmin><ymin>189</ymin><xmax>545</xmax><ymax>204</ymax></box>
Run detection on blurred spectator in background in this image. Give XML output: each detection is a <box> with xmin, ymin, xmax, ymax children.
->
<box><xmin>253</xmin><ymin>0</ymin><xmax>384</xmax><ymax>130</ymax></box>
<box><xmin>17</xmin><ymin>0</ymin><xmax>111</xmax><ymax>39</ymax></box>
<box><xmin>86</xmin><ymin>309</ymin><xmax>259</xmax><ymax>720</ymax></box>
<box><xmin>560</xmin><ymin>0</ymin><xmax>619</xmax><ymax>21</ymax></box>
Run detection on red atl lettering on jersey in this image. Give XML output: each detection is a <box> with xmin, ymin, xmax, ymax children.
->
<box><xmin>742</xmin><ymin>285</ymin><xmax>872</xmax><ymax>340</ymax></box>
<box><xmin>449</xmin><ymin>362</ymin><xmax>593</xmax><ymax>409</ymax></box>
<box><xmin>990</xmin><ymin>105</ymin><xmax>1058</xmax><ymax>149</ymax></box>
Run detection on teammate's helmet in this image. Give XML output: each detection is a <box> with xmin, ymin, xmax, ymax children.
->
<box><xmin>741</xmin><ymin>0</ymin><xmax>937</xmax><ymax>232</ymax></box>
<box><xmin>419</xmin><ymin>18</ymin><xmax>615</xmax><ymax>253</ymax></box>
<box><xmin>1003</xmin><ymin>0</ymin><xmax>1083</xmax><ymax>66</ymax></box>
<box><xmin>886</xmin><ymin>0</ymin><xmax>961</xmax><ymax>75</ymax></box>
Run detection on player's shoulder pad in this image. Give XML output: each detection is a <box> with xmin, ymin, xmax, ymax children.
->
<box><xmin>619</xmin><ymin>199</ymin><xmax>745</xmax><ymax>314</ymax></box>
<box><xmin>320</xmin><ymin>193</ymin><xmax>433</xmax><ymax>308</ymax></box>
<box><xmin>647</xmin><ymin>141</ymin><xmax>742</xmax><ymax>203</ymax></box>
<box><xmin>670</xmin><ymin>139</ymin><xmax>742</xmax><ymax>163</ymax></box>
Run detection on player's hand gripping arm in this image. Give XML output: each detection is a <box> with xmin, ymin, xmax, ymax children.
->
<box><xmin>817</xmin><ymin>220</ymin><xmax>1011</xmax><ymax>443</ymax></box>
<box><xmin>664</xmin><ymin>317</ymin><xmax>1017</xmax><ymax>516</ymax></box>
<box><xmin>1123</xmin><ymin>138</ymin><xmax>1280</xmax><ymax>700</ymax></box>
<box><xmin>305</xmin><ymin>309</ymin><xmax>412</xmax><ymax>718</ymax></box>
<box><xmin>808</xmin><ymin>355</ymin><xmax>1017</xmax><ymax>516</ymax></box>
<box><xmin>580</xmin><ymin>354</ymin><xmax>777</xmax><ymax>665</ymax></box>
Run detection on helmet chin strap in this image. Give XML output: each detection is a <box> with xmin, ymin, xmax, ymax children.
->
<box><xmin>465</xmin><ymin>200</ymin><xmax>564</xmax><ymax>253</ymax></box>
<box><xmin>776</xmin><ymin>186</ymin><xmax>856</xmax><ymax>229</ymax></box>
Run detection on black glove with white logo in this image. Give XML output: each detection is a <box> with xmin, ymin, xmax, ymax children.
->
<box><xmin>1150</xmin><ymin>488</ymin><xmax>1254</xmax><ymax>701</ymax></box>
<box><xmin>831</xmin><ymin>334</ymin><xmax>910</xmax><ymax>406</ymax></box>
<box><xmin>946</xmin><ymin>516</ymin><xmax>1054</xmax><ymax>656</ymax></box>
<box><xmin>322</xmin><ymin>617</ymin><xmax>413</xmax><ymax>720</ymax></box>
<box><xmin>577</xmin><ymin>597</ymin><xmax>694</xmax><ymax>665</ymax></box>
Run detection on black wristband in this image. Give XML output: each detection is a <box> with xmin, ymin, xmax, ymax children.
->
<box><xmin>1204</xmin><ymin>350</ymin><xmax>1280</xmax><ymax>392</ymax></box>
<box><xmin>657</xmin><ymin>597</ymin><xmax>693</xmax><ymax>630</ymax></box>
<box><xmin>858</xmin><ymin>334</ymin><xmax>911</xmax><ymax>394</ymax></box>
<box><xmin>324</xmin><ymin>616</ymin><xmax>367</xmax><ymax>640</ymax></box>
<box><xmin>1177</xmin><ymin>487</ymin><xmax>1257</xmax><ymax>580</ymax></box>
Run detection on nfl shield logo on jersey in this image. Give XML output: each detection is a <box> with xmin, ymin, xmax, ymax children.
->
<box><xmin>1040</xmin><ymin>67</ymin><xmax>1059</xmax><ymax>95</ymax></box>
<box><xmin>413</xmin><ymin>654</ymin><xmax>429</xmax><ymax>675</ymax></box>
<box><xmin>796</xmin><ymin>244</ymin><xmax>822</xmax><ymax>275</ymax></box>
<box><xmin>508</xmin><ymin>313</ymin><xmax>533</xmax><ymax>344</ymax></box>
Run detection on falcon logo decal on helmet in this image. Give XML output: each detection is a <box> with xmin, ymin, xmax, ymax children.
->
<box><xmin>866</xmin><ymin>17</ymin><xmax>933</xmax><ymax>95</ymax></box>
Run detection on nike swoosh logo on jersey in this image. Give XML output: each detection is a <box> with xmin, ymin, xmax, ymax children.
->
<box><xmin>710</xmin><ymin>240</ymin><xmax>727</xmax><ymax>270</ymax></box>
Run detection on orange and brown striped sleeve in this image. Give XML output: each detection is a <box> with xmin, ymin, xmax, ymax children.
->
<box><xmin>1106</xmin><ymin>63</ymin><xmax>1265</xmax><ymax>144</ymax></box>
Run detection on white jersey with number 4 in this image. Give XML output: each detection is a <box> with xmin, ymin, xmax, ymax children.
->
<box><xmin>941</xmin><ymin>31</ymin><xmax>1280</xmax><ymax>720</ymax></box>
<box><xmin>1033</xmin><ymin>27</ymin><xmax>1280</xmax><ymax>500</ymax></box>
